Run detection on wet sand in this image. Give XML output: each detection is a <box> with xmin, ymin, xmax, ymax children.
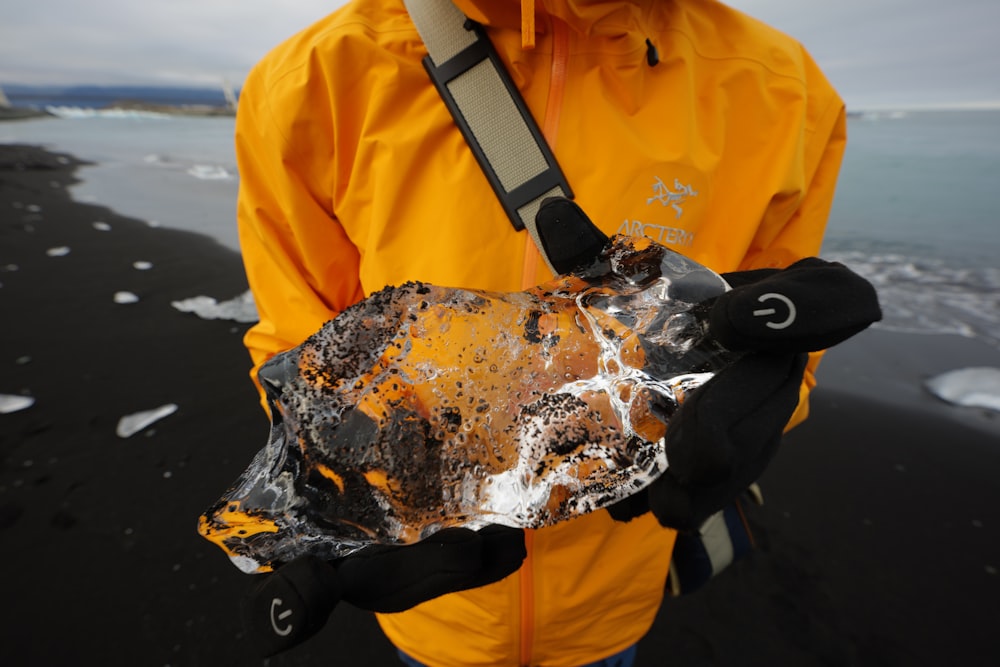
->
<box><xmin>1</xmin><ymin>144</ymin><xmax>997</xmax><ymax>665</ymax></box>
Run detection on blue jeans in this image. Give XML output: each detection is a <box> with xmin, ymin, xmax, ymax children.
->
<box><xmin>397</xmin><ymin>644</ymin><xmax>637</xmax><ymax>667</ymax></box>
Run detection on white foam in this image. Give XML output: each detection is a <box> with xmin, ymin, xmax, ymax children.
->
<box><xmin>826</xmin><ymin>251</ymin><xmax>1000</xmax><ymax>348</ymax></box>
<box><xmin>925</xmin><ymin>367</ymin><xmax>1000</xmax><ymax>412</ymax></box>
<box><xmin>45</xmin><ymin>106</ymin><xmax>170</xmax><ymax>120</ymax></box>
<box><xmin>186</xmin><ymin>164</ymin><xmax>232</xmax><ymax>180</ymax></box>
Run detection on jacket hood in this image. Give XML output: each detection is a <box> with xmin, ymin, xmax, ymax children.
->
<box><xmin>451</xmin><ymin>0</ymin><xmax>661</xmax><ymax>49</ymax></box>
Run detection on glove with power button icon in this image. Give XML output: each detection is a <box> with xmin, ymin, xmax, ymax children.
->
<box><xmin>710</xmin><ymin>257</ymin><xmax>882</xmax><ymax>353</ymax></box>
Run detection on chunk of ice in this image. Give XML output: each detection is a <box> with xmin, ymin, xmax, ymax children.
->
<box><xmin>116</xmin><ymin>403</ymin><xmax>179</xmax><ymax>438</ymax></box>
<box><xmin>0</xmin><ymin>394</ymin><xmax>34</xmax><ymax>414</ymax></box>
<box><xmin>171</xmin><ymin>290</ymin><xmax>258</xmax><ymax>323</ymax></box>
<box><xmin>114</xmin><ymin>291</ymin><xmax>139</xmax><ymax>304</ymax></box>
<box><xmin>925</xmin><ymin>367</ymin><xmax>1000</xmax><ymax>412</ymax></box>
<box><xmin>199</xmin><ymin>235</ymin><xmax>739</xmax><ymax>571</ymax></box>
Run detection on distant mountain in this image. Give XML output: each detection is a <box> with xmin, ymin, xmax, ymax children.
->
<box><xmin>1</xmin><ymin>84</ymin><xmax>240</xmax><ymax>110</ymax></box>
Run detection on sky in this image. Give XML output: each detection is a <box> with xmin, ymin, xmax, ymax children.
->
<box><xmin>1</xmin><ymin>0</ymin><xmax>998</xmax><ymax>111</ymax></box>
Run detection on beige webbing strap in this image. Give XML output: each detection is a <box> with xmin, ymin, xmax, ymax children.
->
<box><xmin>403</xmin><ymin>0</ymin><xmax>573</xmax><ymax>274</ymax></box>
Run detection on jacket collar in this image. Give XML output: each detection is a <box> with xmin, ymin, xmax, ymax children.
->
<box><xmin>451</xmin><ymin>0</ymin><xmax>661</xmax><ymax>49</ymax></box>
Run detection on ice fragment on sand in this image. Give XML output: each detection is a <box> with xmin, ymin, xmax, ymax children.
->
<box><xmin>116</xmin><ymin>403</ymin><xmax>178</xmax><ymax>438</ymax></box>
<box><xmin>199</xmin><ymin>235</ymin><xmax>739</xmax><ymax>571</ymax></box>
<box><xmin>0</xmin><ymin>394</ymin><xmax>35</xmax><ymax>414</ymax></box>
<box><xmin>133</xmin><ymin>261</ymin><xmax>153</xmax><ymax>270</ymax></box>
<box><xmin>46</xmin><ymin>246</ymin><xmax>70</xmax><ymax>257</ymax></box>
<box><xmin>171</xmin><ymin>290</ymin><xmax>258</xmax><ymax>323</ymax></box>
<box><xmin>114</xmin><ymin>291</ymin><xmax>139</xmax><ymax>304</ymax></box>
<box><xmin>925</xmin><ymin>367</ymin><xmax>1000</xmax><ymax>412</ymax></box>
<box><xmin>93</xmin><ymin>221</ymin><xmax>112</xmax><ymax>231</ymax></box>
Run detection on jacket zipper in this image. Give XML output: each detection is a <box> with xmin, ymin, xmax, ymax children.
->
<box><xmin>520</xmin><ymin>16</ymin><xmax>571</xmax><ymax>292</ymax></box>
<box><xmin>518</xmin><ymin>529</ymin><xmax>536</xmax><ymax>667</ymax></box>
<box><xmin>519</xmin><ymin>20</ymin><xmax>571</xmax><ymax>667</ymax></box>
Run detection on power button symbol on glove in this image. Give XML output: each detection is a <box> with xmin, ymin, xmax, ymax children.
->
<box><xmin>270</xmin><ymin>597</ymin><xmax>294</xmax><ymax>636</ymax></box>
<box><xmin>753</xmin><ymin>293</ymin><xmax>796</xmax><ymax>330</ymax></box>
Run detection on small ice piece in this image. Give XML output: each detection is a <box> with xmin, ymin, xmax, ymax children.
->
<box><xmin>925</xmin><ymin>367</ymin><xmax>1000</xmax><ymax>412</ymax></box>
<box><xmin>114</xmin><ymin>291</ymin><xmax>140</xmax><ymax>304</ymax></box>
<box><xmin>172</xmin><ymin>290</ymin><xmax>258</xmax><ymax>323</ymax></box>
<box><xmin>46</xmin><ymin>247</ymin><xmax>71</xmax><ymax>257</ymax></box>
<box><xmin>116</xmin><ymin>403</ymin><xmax>179</xmax><ymax>438</ymax></box>
<box><xmin>93</xmin><ymin>221</ymin><xmax>112</xmax><ymax>231</ymax></box>
<box><xmin>133</xmin><ymin>261</ymin><xmax>153</xmax><ymax>271</ymax></box>
<box><xmin>26</xmin><ymin>204</ymin><xmax>41</xmax><ymax>213</ymax></box>
<box><xmin>0</xmin><ymin>394</ymin><xmax>35</xmax><ymax>414</ymax></box>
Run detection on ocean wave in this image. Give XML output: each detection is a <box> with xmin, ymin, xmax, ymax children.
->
<box><xmin>827</xmin><ymin>250</ymin><xmax>1000</xmax><ymax>347</ymax></box>
<box><xmin>143</xmin><ymin>153</ymin><xmax>172</xmax><ymax>165</ymax></box>
<box><xmin>45</xmin><ymin>106</ymin><xmax>171</xmax><ymax>120</ymax></box>
<box><xmin>186</xmin><ymin>164</ymin><xmax>233</xmax><ymax>180</ymax></box>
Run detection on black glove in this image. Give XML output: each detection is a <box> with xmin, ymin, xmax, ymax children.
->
<box><xmin>618</xmin><ymin>350</ymin><xmax>809</xmax><ymax>530</ymax></box>
<box><xmin>609</xmin><ymin>258</ymin><xmax>881</xmax><ymax>529</ymax></box>
<box><xmin>534</xmin><ymin>196</ymin><xmax>609</xmax><ymax>274</ymax></box>
<box><xmin>243</xmin><ymin>525</ymin><xmax>525</xmax><ymax>657</ymax></box>
<box><xmin>710</xmin><ymin>257</ymin><xmax>882</xmax><ymax>353</ymax></box>
<box><xmin>532</xmin><ymin>197</ymin><xmax>881</xmax><ymax>530</ymax></box>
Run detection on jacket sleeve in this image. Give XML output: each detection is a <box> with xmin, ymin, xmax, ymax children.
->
<box><xmin>740</xmin><ymin>49</ymin><xmax>849</xmax><ymax>432</ymax></box>
<box><xmin>236</xmin><ymin>58</ymin><xmax>366</xmax><ymax>408</ymax></box>
<box><xmin>790</xmin><ymin>97</ymin><xmax>847</xmax><ymax>431</ymax></box>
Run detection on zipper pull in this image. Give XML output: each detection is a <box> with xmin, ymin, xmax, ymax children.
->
<box><xmin>645</xmin><ymin>38</ymin><xmax>660</xmax><ymax>67</ymax></box>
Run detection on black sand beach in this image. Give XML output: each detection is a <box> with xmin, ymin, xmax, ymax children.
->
<box><xmin>2</xmin><ymin>143</ymin><xmax>998</xmax><ymax>666</ymax></box>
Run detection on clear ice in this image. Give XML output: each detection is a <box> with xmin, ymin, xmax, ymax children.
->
<box><xmin>199</xmin><ymin>236</ymin><xmax>740</xmax><ymax>573</ymax></box>
<box><xmin>116</xmin><ymin>403</ymin><xmax>179</xmax><ymax>438</ymax></box>
<box><xmin>171</xmin><ymin>290</ymin><xmax>258</xmax><ymax>323</ymax></box>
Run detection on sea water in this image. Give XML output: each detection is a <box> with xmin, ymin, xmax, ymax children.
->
<box><xmin>2</xmin><ymin>108</ymin><xmax>998</xmax><ymax>349</ymax></box>
<box><xmin>823</xmin><ymin>110</ymin><xmax>1000</xmax><ymax>348</ymax></box>
<box><xmin>0</xmin><ymin>111</ymin><xmax>241</xmax><ymax>250</ymax></box>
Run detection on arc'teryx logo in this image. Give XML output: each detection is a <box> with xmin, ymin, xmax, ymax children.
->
<box><xmin>647</xmin><ymin>176</ymin><xmax>699</xmax><ymax>219</ymax></box>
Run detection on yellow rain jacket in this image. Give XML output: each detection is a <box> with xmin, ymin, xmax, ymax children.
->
<box><xmin>235</xmin><ymin>0</ymin><xmax>846</xmax><ymax>664</ymax></box>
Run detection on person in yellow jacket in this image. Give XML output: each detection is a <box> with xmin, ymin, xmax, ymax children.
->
<box><xmin>234</xmin><ymin>0</ymin><xmax>847</xmax><ymax>664</ymax></box>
